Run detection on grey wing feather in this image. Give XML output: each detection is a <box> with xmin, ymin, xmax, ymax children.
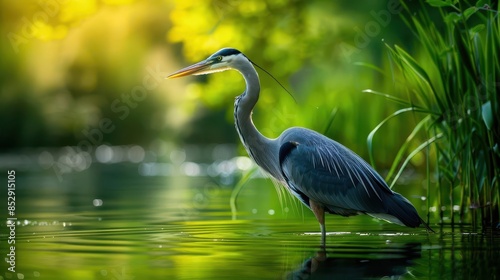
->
<box><xmin>278</xmin><ymin>127</ymin><xmax>423</xmax><ymax>228</ymax></box>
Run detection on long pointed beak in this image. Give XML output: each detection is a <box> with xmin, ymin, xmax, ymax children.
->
<box><xmin>166</xmin><ymin>60</ymin><xmax>212</xmax><ymax>79</ymax></box>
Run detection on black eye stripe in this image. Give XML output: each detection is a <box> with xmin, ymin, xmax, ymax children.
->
<box><xmin>215</xmin><ymin>48</ymin><xmax>241</xmax><ymax>57</ymax></box>
<box><xmin>208</xmin><ymin>48</ymin><xmax>242</xmax><ymax>61</ymax></box>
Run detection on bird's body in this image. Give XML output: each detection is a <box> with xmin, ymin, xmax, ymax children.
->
<box><xmin>168</xmin><ymin>48</ymin><xmax>432</xmax><ymax>246</ymax></box>
<box><xmin>278</xmin><ymin>127</ymin><xmax>423</xmax><ymax>226</ymax></box>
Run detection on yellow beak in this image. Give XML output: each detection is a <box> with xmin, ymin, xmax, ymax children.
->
<box><xmin>166</xmin><ymin>60</ymin><xmax>212</xmax><ymax>79</ymax></box>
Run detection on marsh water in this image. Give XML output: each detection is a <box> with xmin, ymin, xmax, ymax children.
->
<box><xmin>2</xmin><ymin>151</ymin><xmax>499</xmax><ymax>280</ymax></box>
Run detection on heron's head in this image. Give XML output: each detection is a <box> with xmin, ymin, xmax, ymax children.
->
<box><xmin>167</xmin><ymin>48</ymin><xmax>247</xmax><ymax>79</ymax></box>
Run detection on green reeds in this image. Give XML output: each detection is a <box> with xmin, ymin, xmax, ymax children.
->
<box><xmin>367</xmin><ymin>1</ymin><xmax>499</xmax><ymax>227</ymax></box>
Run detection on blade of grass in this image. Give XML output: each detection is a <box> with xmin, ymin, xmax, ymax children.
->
<box><xmin>230</xmin><ymin>167</ymin><xmax>258</xmax><ymax>220</ymax></box>
<box><xmin>390</xmin><ymin>133</ymin><xmax>443</xmax><ymax>189</ymax></box>
<box><xmin>385</xmin><ymin>115</ymin><xmax>432</xmax><ymax>182</ymax></box>
<box><xmin>367</xmin><ymin>107</ymin><xmax>428</xmax><ymax>167</ymax></box>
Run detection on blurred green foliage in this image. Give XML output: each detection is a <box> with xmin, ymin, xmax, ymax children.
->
<box><xmin>0</xmin><ymin>0</ymin><xmax>476</xmax><ymax>176</ymax></box>
<box><xmin>1</xmin><ymin>0</ymin><xmax>177</xmax><ymax>149</ymax></box>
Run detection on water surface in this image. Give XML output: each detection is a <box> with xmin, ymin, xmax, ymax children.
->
<box><xmin>2</xmin><ymin>163</ymin><xmax>499</xmax><ymax>280</ymax></box>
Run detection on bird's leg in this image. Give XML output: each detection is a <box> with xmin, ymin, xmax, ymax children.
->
<box><xmin>310</xmin><ymin>200</ymin><xmax>326</xmax><ymax>248</ymax></box>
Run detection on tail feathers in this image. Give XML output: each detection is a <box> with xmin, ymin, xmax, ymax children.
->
<box><xmin>385</xmin><ymin>193</ymin><xmax>434</xmax><ymax>232</ymax></box>
<box><xmin>419</xmin><ymin>217</ymin><xmax>435</xmax><ymax>233</ymax></box>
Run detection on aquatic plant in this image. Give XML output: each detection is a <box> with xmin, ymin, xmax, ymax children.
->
<box><xmin>367</xmin><ymin>1</ymin><xmax>499</xmax><ymax>227</ymax></box>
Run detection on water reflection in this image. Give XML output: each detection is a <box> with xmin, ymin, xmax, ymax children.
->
<box><xmin>2</xmin><ymin>161</ymin><xmax>500</xmax><ymax>279</ymax></box>
<box><xmin>287</xmin><ymin>243</ymin><xmax>421</xmax><ymax>280</ymax></box>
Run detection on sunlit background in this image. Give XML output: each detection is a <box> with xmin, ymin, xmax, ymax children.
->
<box><xmin>1</xmin><ymin>0</ymin><xmax>424</xmax><ymax>165</ymax></box>
<box><xmin>2</xmin><ymin>1</ymin><xmax>499</xmax><ymax>279</ymax></box>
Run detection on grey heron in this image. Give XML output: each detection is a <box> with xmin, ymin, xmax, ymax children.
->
<box><xmin>167</xmin><ymin>48</ymin><xmax>433</xmax><ymax>246</ymax></box>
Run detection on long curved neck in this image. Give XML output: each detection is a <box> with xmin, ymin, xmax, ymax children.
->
<box><xmin>233</xmin><ymin>60</ymin><xmax>281</xmax><ymax>179</ymax></box>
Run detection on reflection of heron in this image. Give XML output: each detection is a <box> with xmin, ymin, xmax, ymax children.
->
<box><xmin>168</xmin><ymin>48</ymin><xmax>433</xmax><ymax>246</ymax></box>
<box><xmin>286</xmin><ymin>242</ymin><xmax>422</xmax><ymax>279</ymax></box>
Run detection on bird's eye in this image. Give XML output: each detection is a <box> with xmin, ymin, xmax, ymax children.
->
<box><xmin>217</xmin><ymin>56</ymin><xmax>223</xmax><ymax>61</ymax></box>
